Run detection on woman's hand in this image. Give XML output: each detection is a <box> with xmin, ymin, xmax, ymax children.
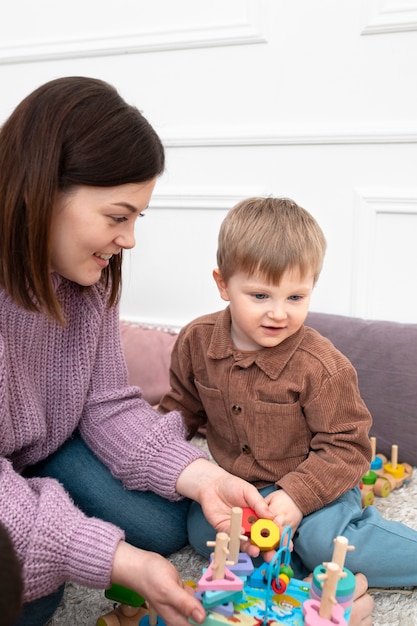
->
<box><xmin>176</xmin><ymin>458</ymin><xmax>273</xmax><ymax>557</ymax></box>
<box><xmin>112</xmin><ymin>541</ymin><xmax>206</xmax><ymax>625</ymax></box>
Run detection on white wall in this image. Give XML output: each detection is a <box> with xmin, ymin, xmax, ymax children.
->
<box><xmin>1</xmin><ymin>0</ymin><xmax>416</xmax><ymax>327</ymax></box>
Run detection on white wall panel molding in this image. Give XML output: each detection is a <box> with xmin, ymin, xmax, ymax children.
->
<box><xmin>121</xmin><ymin>189</ymin><xmax>260</xmax><ymax>328</ymax></box>
<box><xmin>0</xmin><ymin>0</ymin><xmax>265</xmax><ymax>64</ymax></box>
<box><xmin>149</xmin><ymin>191</ymin><xmax>251</xmax><ymax>211</ymax></box>
<box><xmin>351</xmin><ymin>190</ymin><xmax>417</xmax><ymax>322</ymax></box>
<box><xmin>362</xmin><ymin>0</ymin><xmax>417</xmax><ymax>34</ymax></box>
<box><xmin>161</xmin><ymin>123</ymin><xmax>417</xmax><ymax>147</ymax></box>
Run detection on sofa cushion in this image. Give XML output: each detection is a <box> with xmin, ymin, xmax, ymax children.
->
<box><xmin>307</xmin><ymin>312</ymin><xmax>417</xmax><ymax>465</ymax></box>
<box><xmin>120</xmin><ymin>321</ymin><xmax>178</xmax><ymax>406</ymax></box>
<box><xmin>120</xmin><ymin>314</ymin><xmax>417</xmax><ymax>466</ymax></box>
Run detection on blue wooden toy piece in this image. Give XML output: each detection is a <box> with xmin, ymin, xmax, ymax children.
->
<box><xmin>139</xmin><ymin>614</ymin><xmax>166</xmax><ymax>626</ymax></box>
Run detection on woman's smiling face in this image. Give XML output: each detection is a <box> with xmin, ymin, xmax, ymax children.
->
<box><xmin>50</xmin><ymin>179</ymin><xmax>156</xmax><ymax>286</ymax></box>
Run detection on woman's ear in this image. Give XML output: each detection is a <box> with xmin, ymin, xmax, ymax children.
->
<box><xmin>212</xmin><ymin>268</ymin><xmax>230</xmax><ymax>301</ymax></box>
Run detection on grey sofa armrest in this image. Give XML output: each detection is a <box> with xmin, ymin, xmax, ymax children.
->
<box><xmin>307</xmin><ymin>312</ymin><xmax>417</xmax><ymax>465</ymax></box>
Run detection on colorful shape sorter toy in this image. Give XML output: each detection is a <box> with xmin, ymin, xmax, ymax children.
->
<box><xmin>96</xmin><ymin>508</ymin><xmax>356</xmax><ymax>626</ymax></box>
<box><xmin>193</xmin><ymin>508</ymin><xmax>356</xmax><ymax>626</ymax></box>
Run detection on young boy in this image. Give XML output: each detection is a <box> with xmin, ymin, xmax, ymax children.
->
<box><xmin>160</xmin><ymin>196</ymin><xmax>417</xmax><ymax>588</ymax></box>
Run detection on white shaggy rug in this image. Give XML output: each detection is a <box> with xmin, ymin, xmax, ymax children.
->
<box><xmin>50</xmin><ymin>449</ymin><xmax>417</xmax><ymax>626</ymax></box>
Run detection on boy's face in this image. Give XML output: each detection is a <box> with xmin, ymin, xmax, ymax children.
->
<box><xmin>213</xmin><ymin>268</ymin><xmax>314</xmax><ymax>351</ymax></box>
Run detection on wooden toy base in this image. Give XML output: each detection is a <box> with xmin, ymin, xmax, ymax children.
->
<box><xmin>195</xmin><ymin>576</ymin><xmax>344</xmax><ymax>626</ymax></box>
<box><xmin>97</xmin><ymin>603</ymin><xmax>149</xmax><ymax>626</ymax></box>
<box><xmin>97</xmin><ymin>603</ymin><xmax>165</xmax><ymax>626</ymax></box>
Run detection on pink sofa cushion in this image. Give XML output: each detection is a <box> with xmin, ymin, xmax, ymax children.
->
<box><xmin>120</xmin><ymin>321</ymin><xmax>178</xmax><ymax>405</ymax></box>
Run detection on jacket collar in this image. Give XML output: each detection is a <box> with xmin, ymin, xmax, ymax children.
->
<box><xmin>207</xmin><ymin>306</ymin><xmax>305</xmax><ymax>380</ymax></box>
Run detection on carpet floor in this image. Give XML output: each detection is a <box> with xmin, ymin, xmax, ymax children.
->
<box><xmin>49</xmin><ymin>451</ymin><xmax>417</xmax><ymax>626</ymax></box>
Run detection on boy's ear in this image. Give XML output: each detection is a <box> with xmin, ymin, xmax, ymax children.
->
<box><xmin>212</xmin><ymin>268</ymin><xmax>230</xmax><ymax>301</ymax></box>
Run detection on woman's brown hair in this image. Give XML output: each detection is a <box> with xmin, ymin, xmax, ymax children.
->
<box><xmin>0</xmin><ymin>76</ymin><xmax>165</xmax><ymax>322</ymax></box>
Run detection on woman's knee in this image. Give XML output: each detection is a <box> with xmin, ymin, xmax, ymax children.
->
<box><xmin>25</xmin><ymin>434</ymin><xmax>191</xmax><ymax>556</ymax></box>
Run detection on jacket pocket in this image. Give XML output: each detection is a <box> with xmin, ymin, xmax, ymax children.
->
<box><xmin>253</xmin><ymin>400</ymin><xmax>311</xmax><ymax>461</ymax></box>
<box><xmin>194</xmin><ymin>379</ymin><xmax>235</xmax><ymax>442</ymax></box>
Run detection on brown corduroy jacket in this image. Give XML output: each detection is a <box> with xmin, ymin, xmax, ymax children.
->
<box><xmin>159</xmin><ymin>307</ymin><xmax>372</xmax><ymax>516</ymax></box>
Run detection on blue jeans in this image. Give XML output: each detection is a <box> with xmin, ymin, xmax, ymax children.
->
<box><xmin>17</xmin><ymin>433</ymin><xmax>191</xmax><ymax>626</ymax></box>
<box><xmin>188</xmin><ymin>484</ymin><xmax>417</xmax><ymax>588</ymax></box>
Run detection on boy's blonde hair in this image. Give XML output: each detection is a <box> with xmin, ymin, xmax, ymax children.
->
<box><xmin>217</xmin><ymin>197</ymin><xmax>326</xmax><ymax>285</ymax></box>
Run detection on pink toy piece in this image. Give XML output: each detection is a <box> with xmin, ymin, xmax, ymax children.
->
<box><xmin>303</xmin><ymin>599</ymin><xmax>347</xmax><ymax>626</ymax></box>
<box><xmin>197</xmin><ymin>562</ymin><xmax>244</xmax><ymax>592</ymax></box>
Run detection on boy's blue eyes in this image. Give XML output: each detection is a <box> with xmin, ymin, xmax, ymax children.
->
<box><xmin>252</xmin><ymin>293</ymin><xmax>302</xmax><ymax>301</ymax></box>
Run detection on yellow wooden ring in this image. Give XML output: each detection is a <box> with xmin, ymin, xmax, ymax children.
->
<box><xmin>384</xmin><ymin>462</ymin><xmax>405</xmax><ymax>479</ymax></box>
<box><xmin>250</xmin><ymin>518</ymin><xmax>280</xmax><ymax>551</ymax></box>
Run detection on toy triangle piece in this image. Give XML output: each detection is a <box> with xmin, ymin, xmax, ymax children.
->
<box><xmin>197</xmin><ymin>561</ymin><xmax>244</xmax><ymax>592</ymax></box>
<box><xmin>303</xmin><ymin>599</ymin><xmax>347</xmax><ymax>626</ymax></box>
<box><xmin>210</xmin><ymin>551</ymin><xmax>254</xmax><ymax>577</ymax></box>
<box><xmin>201</xmin><ymin>588</ymin><xmax>243</xmax><ymax>609</ymax></box>
<box><xmin>228</xmin><ymin>552</ymin><xmax>254</xmax><ymax>577</ymax></box>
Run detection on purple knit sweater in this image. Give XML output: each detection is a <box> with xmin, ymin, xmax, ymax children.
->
<box><xmin>0</xmin><ymin>274</ymin><xmax>206</xmax><ymax>602</ymax></box>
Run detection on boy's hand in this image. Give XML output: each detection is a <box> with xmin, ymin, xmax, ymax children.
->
<box><xmin>264</xmin><ymin>488</ymin><xmax>303</xmax><ymax>537</ymax></box>
<box><xmin>349</xmin><ymin>573</ymin><xmax>374</xmax><ymax>626</ymax></box>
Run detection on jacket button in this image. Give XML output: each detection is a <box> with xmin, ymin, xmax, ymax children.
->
<box><xmin>242</xmin><ymin>444</ymin><xmax>252</xmax><ymax>455</ymax></box>
<box><xmin>232</xmin><ymin>404</ymin><xmax>242</xmax><ymax>415</ymax></box>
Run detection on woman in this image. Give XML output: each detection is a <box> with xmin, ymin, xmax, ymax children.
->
<box><xmin>0</xmin><ymin>76</ymin><xmax>272</xmax><ymax>626</ymax></box>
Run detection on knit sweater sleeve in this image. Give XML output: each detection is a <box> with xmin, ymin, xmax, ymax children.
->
<box><xmin>0</xmin><ymin>328</ymin><xmax>124</xmax><ymax>600</ymax></box>
<box><xmin>159</xmin><ymin>323</ymin><xmax>209</xmax><ymax>438</ymax></box>
<box><xmin>78</xmin><ymin>298</ymin><xmax>207</xmax><ymax>501</ymax></box>
<box><xmin>0</xmin><ymin>457</ymin><xmax>125</xmax><ymax>602</ymax></box>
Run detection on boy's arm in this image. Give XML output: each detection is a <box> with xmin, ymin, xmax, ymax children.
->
<box><xmin>159</xmin><ymin>331</ymin><xmax>207</xmax><ymax>438</ymax></box>
<box><xmin>277</xmin><ymin>366</ymin><xmax>372</xmax><ymax>516</ymax></box>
